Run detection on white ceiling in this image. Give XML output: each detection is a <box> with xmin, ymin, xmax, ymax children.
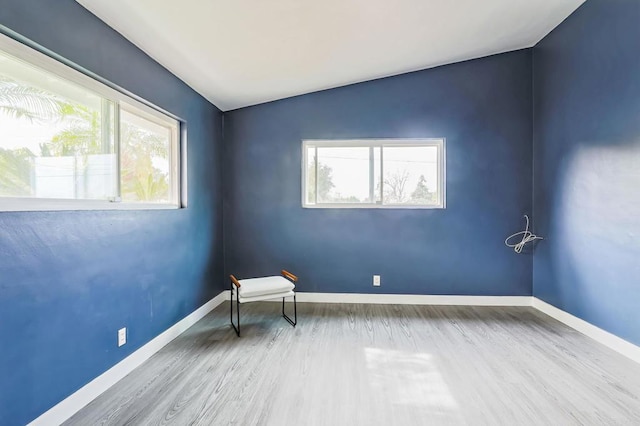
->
<box><xmin>76</xmin><ymin>0</ymin><xmax>584</xmax><ymax>111</ymax></box>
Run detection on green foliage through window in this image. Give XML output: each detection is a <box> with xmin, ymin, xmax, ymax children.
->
<box><xmin>0</xmin><ymin>43</ymin><xmax>179</xmax><ymax>207</ymax></box>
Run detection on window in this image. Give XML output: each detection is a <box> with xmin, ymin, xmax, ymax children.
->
<box><xmin>303</xmin><ymin>139</ymin><xmax>445</xmax><ymax>208</ymax></box>
<box><xmin>0</xmin><ymin>32</ymin><xmax>181</xmax><ymax>211</ymax></box>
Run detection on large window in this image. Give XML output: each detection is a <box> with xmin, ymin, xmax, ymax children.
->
<box><xmin>303</xmin><ymin>139</ymin><xmax>445</xmax><ymax>208</ymax></box>
<box><xmin>0</xmin><ymin>33</ymin><xmax>181</xmax><ymax>211</ymax></box>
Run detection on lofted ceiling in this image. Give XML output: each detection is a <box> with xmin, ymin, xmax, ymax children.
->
<box><xmin>76</xmin><ymin>0</ymin><xmax>584</xmax><ymax>111</ymax></box>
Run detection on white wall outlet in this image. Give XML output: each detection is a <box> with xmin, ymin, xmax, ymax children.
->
<box><xmin>118</xmin><ymin>327</ymin><xmax>127</xmax><ymax>347</ymax></box>
<box><xmin>373</xmin><ymin>275</ymin><xmax>381</xmax><ymax>287</ymax></box>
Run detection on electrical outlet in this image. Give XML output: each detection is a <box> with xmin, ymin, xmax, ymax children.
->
<box><xmin>118</xmin><ymin>327</ymin><xmax>127</xmax><ymax>347</ymax></box>
<box><xmin>373</xmin><ymin>275</ymin><xmax>381</xmax><ymax>286</ymax></box>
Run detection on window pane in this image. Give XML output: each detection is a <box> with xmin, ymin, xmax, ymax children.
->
<box><xmin>383</xmin><ymin>146</ymin><xmax>439</xmax><ymax>205</ymax></box>
<box><xmin>0</xmin><ymin>51</ymin><xmax>116</xmax><ymax>200</ymax></box>
<box><xmin>373</xmin><ymin>146</ymin><xmax>381</xmax><ymax>204</ymax></box>
<box><xmin>316</xmin><ymin>147</ymin><xmax>370</xmax><ymax>203</ymax></box>
<box><xmin>302</xmin><ymin>140</ymin><xmax>444</xmax><ymax>209</ymax></box>
<box><xmin>305</xmin><ymin>146</ymin><xmax>316</xmax><ymax>205</ymax></box>
<box><xmin>120</xmin><ymin>106</ymin><xmax>172</xmax><ymax>203</ymax></box>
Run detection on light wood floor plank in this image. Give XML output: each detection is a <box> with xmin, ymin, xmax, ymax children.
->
<box><xmin>65</xmin><ymin>303</ymin><xmax>640</xmax><ymax>426</ymax></box>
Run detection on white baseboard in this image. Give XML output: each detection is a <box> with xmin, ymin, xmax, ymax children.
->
<box><xmin>28</xmin><ymin>291</ymin><xmax>228</xmax><ymax>426</ymax></box>
<box><xmin>532</xmin><ymin>298</ymin><xmax>640</xmax><ymax>364</ymax></box>
<box><xmin>227</xmin><ymin>289</ymin><xmax>530</xmax><ymax>306</ymax></box>
<box><xmin>288</xmin><ymin>292</ymin><xmax>532</xmax><ymax>306</ymax></box>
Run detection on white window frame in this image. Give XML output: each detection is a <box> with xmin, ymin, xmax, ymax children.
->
<box><xmin>302</xmin><ymin>139</ymin><xmax>446</xmax><ymax>209</ymax></box>
<box><xmin>0</xmin><ymin>31</ymin><xmax>183</xmax><ymax>212</ymax></box>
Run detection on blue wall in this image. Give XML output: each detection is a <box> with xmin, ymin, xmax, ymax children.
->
<box><xmin>533</xmin><ymin>0</ymin><xmax>640</xmax><ymax>346</ymax></box>
<box><xmin>224</xmin><ymin>50</ymin><xmax>533</xmax><ymax>296</ymax></box>
<box><xmin>0</xmin><ymin>1</ymin><xmax>225</xmax><ymax>425</ymax></box>
<box><xmin>6</xmin><ymin>0</ymin><xmax>637</xmax><ymax>423</ymax></box>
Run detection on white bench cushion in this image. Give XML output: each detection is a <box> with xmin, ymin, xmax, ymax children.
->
<box><xmin>238</xmin><ymin>290</ymin><xmax>295</xmax><ymax>304</ymax></box>
<box><xmin>237</xmin><ymin>275</ymin><xmax>295</xmax><ymax>299</ymax></box>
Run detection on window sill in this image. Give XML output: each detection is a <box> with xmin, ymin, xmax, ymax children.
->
<box><xmin>302</xmin><ymin>203</ymin><xmax>445</xmax><ymax>209</ymax></box>
<box><xmin>0</xmin><ymin>198</ymin><xmax>181</xmax><ymax>212</ymax></box>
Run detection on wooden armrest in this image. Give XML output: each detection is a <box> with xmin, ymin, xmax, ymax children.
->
<box><xmin>281</xmin><ymin>269</ymin><xmax>298</xmax><ymax>282</ymax></box>
<box><xmin>230</xmin><ymin>275</ymin><xmax>241</xmax><ymax>288</ymax></box>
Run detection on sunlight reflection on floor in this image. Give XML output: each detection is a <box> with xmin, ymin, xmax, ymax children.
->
<box><xmin>365</xmin><ymin>347</ymin><xmax>457</xmax><ymax>412</ymax></box>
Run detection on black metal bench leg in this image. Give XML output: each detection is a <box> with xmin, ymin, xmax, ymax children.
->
<box><xmin>230</xmin><ymin>285</ymin><xmax>240</xmax><ymax>337</ymax></box>
<box><xmin>282</xmin><ymin>294</ymin><xmax>297</xmax><ymax>327</ymax></box>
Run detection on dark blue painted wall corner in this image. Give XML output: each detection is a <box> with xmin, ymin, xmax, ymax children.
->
<box><xmin>532</xmin><ymin>0</ymin><xmax>640</xmax><ymax>346</ymax></box>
